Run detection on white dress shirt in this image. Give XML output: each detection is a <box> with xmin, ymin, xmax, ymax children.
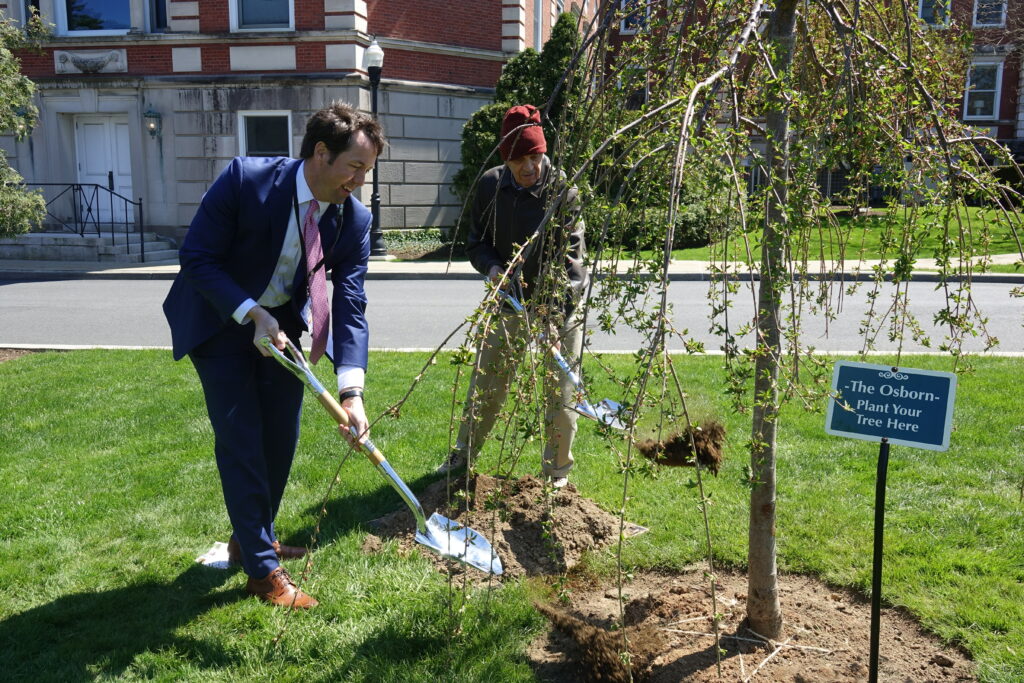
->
<box><xmin>231</xmin><ymin>160</ymin><xmax>363</xmax><ymax>391</ymax></box>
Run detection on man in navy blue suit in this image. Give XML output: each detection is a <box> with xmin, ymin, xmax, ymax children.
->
<box><xmin>163</xmin><ymin>101</ymin><xmax>385</xmax><ymax>609</ymax></box>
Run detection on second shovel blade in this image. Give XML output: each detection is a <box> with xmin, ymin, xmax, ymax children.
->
<box><xmin>595</xmin><ymin>399</ymin><xmax>628</xmax><ymax>429</ymax></box>
<box><xmin>574</xmin><ymin>399</ymin><xmax>627</xmax><ymax>429</ymax></box>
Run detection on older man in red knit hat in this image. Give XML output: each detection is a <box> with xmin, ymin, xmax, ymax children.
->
<box><xmin>436</xmin><ymin>104</ymin><xmax>589</xmax><ymax>489</ymax></box>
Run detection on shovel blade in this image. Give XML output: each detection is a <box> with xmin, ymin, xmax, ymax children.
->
<box><xmin>595</xmin><ymin>399</ymin><xmax>628</xmax><ymax>429</ymax></box>
<box><xmin>415</xmin><ymin>513</ymin><xmax>503</xmax><ymax>575</ymax></box>
<box><xmin>574</xmin><ymin>399</ymin><xmax>628</xmax><ymax>430</ymax></box>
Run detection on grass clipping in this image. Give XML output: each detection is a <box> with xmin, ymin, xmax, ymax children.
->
<box><xmin>636</xmin><ymin>421</ymin><xmax>726</xmax><ymax>475</ymax></box>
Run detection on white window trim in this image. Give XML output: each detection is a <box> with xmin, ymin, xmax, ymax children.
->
<box><xmin>972</xmin><ymin>0</ymin><xmax>1006</xmax><ymax>27</ymax></box>
<box><xmin>238</xmin><ymin>110</ymin><xmax>293</xmax><ymax>157</ymax></box>
<box><xmin>228</xmin><ymin>0</ymin><xmax>294</xmax><ymax>33</ymax></box>
<box><xmin>53</xmin><ymin>0</ymin><xmax>132</xmax><ymax>36</ymax></box>
<box><xmin>619</xmin><ymin>0</ymin><xmax>648</xmax><ymax>35</ymax></box>
<box><xmin>963</xmin><ymin>59</ymin><xmax>1003</xmax><ymax>121</ymax></box>
<box><xmin>918</xmin><ymin>0</ymin><xmax>950</xmax><ymax>27</ymax></box>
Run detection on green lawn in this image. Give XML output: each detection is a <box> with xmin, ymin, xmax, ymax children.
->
<box><xmin>1</xmin><ymin>350</ymin><xmax>1021</xmax><ymax>681</ymax></box>
<box><xmin>662</xmin><ymin>206</ymin><xmax>1024</xmax><ymax>264</ymax></box>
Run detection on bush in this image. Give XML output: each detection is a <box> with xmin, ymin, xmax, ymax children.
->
<box><xmin>382</xmin><ymin>228</ymin><xmax>466</xmax><ymax>261</ymax></box>
<box><xmin>450</xmin><ymin>102</ymin><xmax>508</xmax><ymax>208</ymax></box>
<box><xmin>452</xmin><ymin>13</ymin><xmax>584</xmax><ymax>209</ymax></box>
<box><xmin>587</xmin><ymin>174</ymin><xmax>738</xmax><ymax>251</ymax></box>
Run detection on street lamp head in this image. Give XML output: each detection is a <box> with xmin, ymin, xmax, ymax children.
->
<box><xmin>364</xmin><ymin>38</ymin><xmax>384</xmax><ymax>70</ymax></box>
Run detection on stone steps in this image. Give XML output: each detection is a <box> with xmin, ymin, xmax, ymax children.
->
<box><xmin>0</xmin><ymin>231</ymin><xmax>178</xmax><ymax>263</ymax></box>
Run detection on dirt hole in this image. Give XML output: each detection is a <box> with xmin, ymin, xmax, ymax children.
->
<box><xmin>360</xmin><ymin>474</ymin><xmax>975</xmax><ymax>681</ymax></box>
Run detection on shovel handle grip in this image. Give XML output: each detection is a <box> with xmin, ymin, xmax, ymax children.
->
<box><xmin>315</xmin><ymin>390</ymin><xmax>385</xmax><ymax>466</ymax></box>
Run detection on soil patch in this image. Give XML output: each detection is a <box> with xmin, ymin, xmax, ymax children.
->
<box><xmin>361</xmin><ymin>473</ymin><xmax>974</xmax><ymax>680</ymax></box>
<box><xmin>0</xmin><ymin>348</ymin><xmax>33</xmax><ymax>363</ymax></box>
<box><xmin>528</xmin><ymin>568</ymin><xmax>975</xmax><ymax>682</ymax></box>
<box><xmin>362</xmin><ymin>473</ymin><xmax>621</xmax><ymax>579</ymax></box>
<box><xmin>637</xmin><ymin>420</ymin><xmax>726</xmax><ymax>474</ymax></box>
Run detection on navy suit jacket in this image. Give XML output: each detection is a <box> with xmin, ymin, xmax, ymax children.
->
<box><xmin>163</xmin><ymin>156</ymin><xmax>371</xmax><ymax>370</ymax></box>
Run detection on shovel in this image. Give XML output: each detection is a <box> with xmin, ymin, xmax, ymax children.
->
<box><xmin>499</xmin><ymin>293</ymin><xmax>628</xmax><ymax>430</ymax></box>
<box><xmin>258</xmin><ymin>337</ymin><xmax>503</xmax><ymax>576</ymax></box>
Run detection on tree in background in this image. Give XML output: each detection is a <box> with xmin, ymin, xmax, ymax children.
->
<box><xmin>0</xmin><ymin>14</ymin><xmax>46</xmax><ymax>237</ymax></box>
<box><xmin>451</xmin><ymin>11</ymin><xmax>583</xmax><ymax>209</ymax></box>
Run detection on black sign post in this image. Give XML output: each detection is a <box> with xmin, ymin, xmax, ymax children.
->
<box><xmin>826</xmin><ymin>362</ymin><xmax>956</xmax><ymax>683</ymax></box>
<box><xmin>869</xmin><ymin>437</ymin><xmax>889</xmax><ymax>681</ymax></box>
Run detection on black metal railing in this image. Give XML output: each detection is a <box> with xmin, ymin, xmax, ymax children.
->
<box><xmin>26</xmin><ymin>179</ymin><xmax>147</xmax><ymax>262</ymax></box>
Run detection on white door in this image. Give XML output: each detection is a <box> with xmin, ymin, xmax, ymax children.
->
<box><xmin>74</xmin><ymin>115</ymin><xmax>133</xmax><ymax>223</ymax></box>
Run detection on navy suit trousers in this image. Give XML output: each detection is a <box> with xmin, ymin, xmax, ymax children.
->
<box><xmin>189</xmin><ymin>305</ymin><xmax>305</xmax><ymax>578</ymax></box>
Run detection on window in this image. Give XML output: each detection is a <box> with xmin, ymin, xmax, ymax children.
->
<box><xmin>964</xmin><ymin>62</ymin><xmax>1002</xmax><ymax>120</ymax></box>
<box><xmin>973</xmin><ymin>0</ymin><xmax>1005</xmax><ymax>26</ymax></box>
<box><xmin>231</xmin><ymin>0</ymin><xmax>292</xmax><ymax>31</ymax></box>
<box><xmin>239</xmin><ymin>112</ymin><xmax>292</xmax><ymax>157</ymax></box>
<box><xmin>918</xmin><ymin>0</ymin><xmax>948</xmax><ymax>26</ymax></box>
<box><xmin>620</xmin><ymin>0</ymin><xmax>648</xmax><ymax>34</ymax></box>
<box><xmin>149</xmin><ymin>0</ymin><xmax>167</xmax><ymax>32</ymax></box>
<box><xmin>57</xmin><ymin>0</ymin><xmax>130</xmax><ymax>34</ymax></box>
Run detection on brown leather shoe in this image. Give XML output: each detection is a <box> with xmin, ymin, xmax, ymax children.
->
<box><xmin>227</xmin><ymin>538</ymin><xmax>309</xmax><ymax>565</ymax></box>
<box><xmin>245</xmin><ymin>567</ymin><xmax>318</xmax><ymax>609</ymax></box>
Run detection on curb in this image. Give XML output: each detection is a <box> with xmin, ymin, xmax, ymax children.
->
<box><xmin>0</xmin><ymin>270</ymin><xmax>178</xmax><ymax>282</ymax></box>
<box><xmin>2</xmin><ymin>269</ymin><xmax>1022</xmax><ymax>284</ymax></box>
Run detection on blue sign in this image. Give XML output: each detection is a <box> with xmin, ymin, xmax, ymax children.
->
<box><xmin>825</xmin><ymin>361</ymin><xmax>956</xmax><ymax>451</ymax></box>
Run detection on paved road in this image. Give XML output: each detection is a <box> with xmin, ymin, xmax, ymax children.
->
<box><xmin>1</xmin><ymin>278</ymin><xmax>1021</xmax><ymax>354</ymax></box>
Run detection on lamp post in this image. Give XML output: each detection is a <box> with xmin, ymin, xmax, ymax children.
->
<box><xmin>364</xmin><ymin>39</ymin><xmax>387</xmax><ymax>258</ymax></box>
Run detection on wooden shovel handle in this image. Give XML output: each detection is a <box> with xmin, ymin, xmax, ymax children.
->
<box><xmin>315</xmin><ymin>390</ymin><xmax>385</xmax><ymax>466</ymax></box>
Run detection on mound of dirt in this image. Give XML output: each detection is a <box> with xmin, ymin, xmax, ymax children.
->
<box><xmin>529</xmin><ymin>568</ymin><xmax>976</xmax><ymax>682</ymax></box>
<box><xmin>362</xmin><ymin>473</ymin><xmax>621</xmax><ymax>579</ymax></box>
<box><xmin>637</xmin><ymin>421</ymin><xmax>726</xmax><ymax>474</ymax></box>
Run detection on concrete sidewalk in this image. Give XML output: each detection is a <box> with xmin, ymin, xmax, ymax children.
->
<box><xmin>0</xmin><ymin>254</ymin><xmax>1021</xmax><ymax>282</ymax></box>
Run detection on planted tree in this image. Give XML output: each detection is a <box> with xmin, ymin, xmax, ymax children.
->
<box><xmin>562</xmin><ymin>0</ymin><xmax>1022</xmax><ymax>645</ymax></box>
<box><xmin>297</xmin><ymin>1</ymin><xmax>1024</xmax><ymax>678</ymax></box>
<box><xmin>442</xmin><ymin>0</ymin><xmax>1021</xmax><ymax>654</ymax></box>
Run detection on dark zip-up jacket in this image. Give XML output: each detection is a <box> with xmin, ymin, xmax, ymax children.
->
<box><xmin>466</xmin><ymin>155</ymin><xmax>588</xmax><ymax>314</ymax></box>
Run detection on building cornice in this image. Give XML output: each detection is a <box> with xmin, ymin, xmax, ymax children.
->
<box><xmin>38</xmin><ymin>31</ymin><xmax>510</xmax><ymax>62</ymax></box>
<box><xmin>374</xmin><ymin>36</ymin><xmax>507</xmax><ymax>61</ymax></box>
<box><xmin>31</xmin><ymin>72</ymin><xmax>496</xmax><ymax>94</ymax></box>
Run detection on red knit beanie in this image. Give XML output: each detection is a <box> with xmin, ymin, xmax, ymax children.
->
<box><xmin>499</xmin><ymin>104</ymin><xmax>547</xmax><ymax>161</ymax></box>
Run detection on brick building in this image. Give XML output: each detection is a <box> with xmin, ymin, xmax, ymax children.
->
<box><xmin>0</xmin><ymin>0</ymin><xmax>593</xmax><ymax>237</ymax></box>
<box><xmin>934</xmin><ymin>0</ymin><xmax>1023</xmax><ymax>149</ymax></box>
<box><xmin>3</xmin><ymin>0</ymin><xmax>1011</xmax><ymax>241</ymax></box>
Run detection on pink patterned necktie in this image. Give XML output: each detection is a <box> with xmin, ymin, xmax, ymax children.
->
<box><xmin>303</xmin><ymin>199</ymin><xmax>329</xmax><ymax>365</ymax></box>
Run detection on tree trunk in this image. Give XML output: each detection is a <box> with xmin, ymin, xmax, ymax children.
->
<box><xmin>747</xmin><ymin>0</ymin><xmax>798</xmax><ymax>640</ymax></box>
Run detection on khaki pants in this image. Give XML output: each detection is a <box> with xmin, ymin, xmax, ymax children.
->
<box><xmin>455</xmin><ymin>310</ymin><xmax>584</xmax><ymax>478</ymax></box>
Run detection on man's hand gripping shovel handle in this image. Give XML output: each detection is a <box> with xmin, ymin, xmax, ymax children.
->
<box><xmin>257</xmin><ymin>337</ymin><xmax>385</xmax><ymax>467</ymax></box>
<box><xmin>498</xmin><ymin>292</ymin><xmax>585</xmax><ymax>388</ymax></box>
